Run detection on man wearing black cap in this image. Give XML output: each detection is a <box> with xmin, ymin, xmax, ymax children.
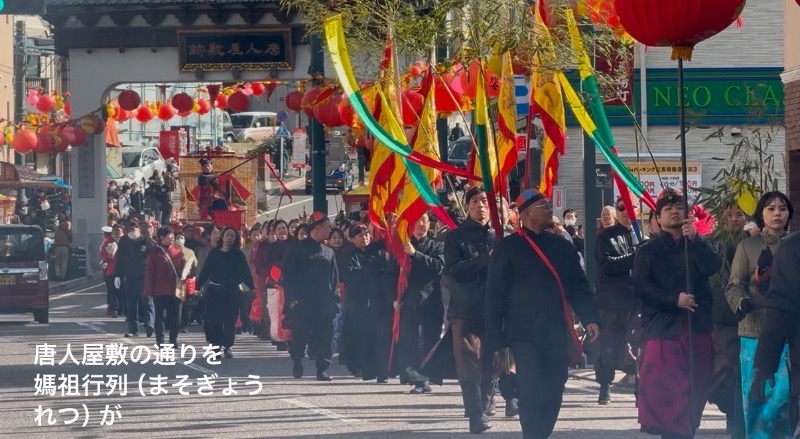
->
<box><xmin>443</xmin><ymin>186</ymin><xmax>497</xmax><ymax>434</ymax></box>
<box><xmin>486</xmin><ymin>188</ymin><xmax>599</xmax><ymax>439</ymax></box>
<box><xmin>634</xmin><ymin>188</ymin><xmax>721</xmax><ymax>439</ymax></box>
<box><xmin>593</xmin><ymin>196</ymin><xmax>640</xmax><ymax>404</ymax></box>
<box><xmin>282</xmin><ymin>211</ymin><xmax>340</xmax><ymax>381</ymax></box>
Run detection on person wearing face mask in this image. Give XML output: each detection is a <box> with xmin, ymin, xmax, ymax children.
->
<box><xmin>563</xmin><ymin>208</ymin><xmax>585</xmax><ymax>257</ymax></box>
<box><xmin>174</xmin><ymin>231</ymin><xmax>198</xmax><ymax>333</ymax></box>
<box><xmin>144</xmin><ymin>227</ymin><xmax>186</xmax><ymax>348</ymax></box>
<box><xmin>592</xmin><ymin>197</ymin><xmax>641</xmax><ymax>405</ymax></box>
<box><xmin>114</xmin><ymin>221</ymin><xmax>156</xmax><ymax>338</ymax></box>
<box><xmin>725</xmin><ymin>191</ymin><xmax>795</xmax><ymax>438</ymax></box>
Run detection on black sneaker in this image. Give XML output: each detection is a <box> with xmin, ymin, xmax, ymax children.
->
<box><xmin>124</xmin><ymin>332</ymin><xmax>140</xmax><ymax>338</ymax></box>
<box><xmin>316</xmin><ymin>371</ymin><xmax>332</xmax><ymax>381</ymax></box>
<box><xmin>505</xmin><ymin>398</ymin><xmax>519</xmax><ymax>417</ymax></box>
<box><xmin>223</xmin><ymin>348</ymin><xmax>233</xmax><ymax>359</ymax></box>
<box><xmin>293</xmin><ymin>361</ymin><xmax>303</xmax><ymax>379</ymax></box>
<box><xmin>469</xmin><ymin>416</ymin><xmax>492</xmax><ymax>434</ymax></box>
<box><xmin>410</xmin><ymin>384</ymin><xmax>426</xmax><ymax>394</ymax></box>
<box><xmin>377</xmin><ymin>377</ymin><xmax>388</xmax><ymax>384</ymax></box>
<box><xmin>599</xmin><ymin>384</ymin><xmax>611</xmax><ymax>405</ymax></box>
<box><xmin>145</xmin><ymin>326</ymin><xmax>154</xmax><ymax>338</ymax></box>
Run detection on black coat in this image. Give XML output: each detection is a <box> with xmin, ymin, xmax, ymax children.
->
<box><xmin>401</xmin><ymin>236</ymin><xmax>445</xmax><ymax>314</ymax></box>
<box><xmin>282</xmin><ymin>237</ymin><xmax>340</xmax><ymax>318</ymax></box>
<box><xmin>594</xmin><ymin>223</ymin><xmax>637</xmax><ymax>312</ymax></box>
<box><xmin>364</xmin><ymin>240</ymin><xmax>398</xmax><ymax>318</ymax></box>
<box><xmin>114</xmin><ymin>234</ymin><xmax>154</xmax><ymax>279</ymax></box>
<box><xmin>341</xmin><ymin>246</ymin><xmax>371</xmax><ymax>312</ymax></box>
<box><xmin>443</xmin><ymin>218</ymin><xmax>494</xmax><ymax>321</ymax></box>
<box><xmin>486</xmin><ymin>228</ymin><xmax>598</xmax><ymax>351</ymax></box>
<box><xmin>633</xmin><ymin>233</ymin><xmax>722</xmax><ymax>340</ymax></box>
<box><xmin>754</xmin><ymin>233</ymin><xmax>800</xmax><ymax>395</ymax></box>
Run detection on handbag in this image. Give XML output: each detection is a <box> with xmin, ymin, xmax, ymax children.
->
<box><xmin>158</xmin><ymin>246</ymin><xmax>184</xmax><ymax>301</ymax></box>
<box><xmin>515</xmin><ymin>227</ymin><xmax>584</xmax><ymax>367</ymax></box>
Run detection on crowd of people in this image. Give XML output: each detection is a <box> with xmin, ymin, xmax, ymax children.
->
<box><xmin>106</xmin><ymin>166</ymin><xmax>177</xmax><ymax>227</ymax></box>
<box><xmin>94</xmin><ymin>177</ymin><xmax>800</xmax><ymax>439</ymax></box>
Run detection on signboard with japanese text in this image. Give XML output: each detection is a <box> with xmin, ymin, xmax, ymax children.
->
<box><xmin>177</xmin><ymin>29</ymin><xmax>293</xmax><ymax>72</ymax></box>
<box><xmin>77</xmin><ymin>145</ymin><xmax>96</xmax><ymax>199</ymax></box>
<box><xmin>613</xmin><ymin>162</ymin><xmax>702</xmax><ymax>211</ymax></box>
<box><xmin>159</xmin><ymin>131</ymin><xmax>181</xmax><ymax>166</ymax></box>
<box><xmin>291</xmin><ymin>129</ymin><xmax>307</xmax><ymax>169</ymax></box>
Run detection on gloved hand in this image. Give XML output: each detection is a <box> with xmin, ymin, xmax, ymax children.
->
<box><xmin>757</xmin><ymin>247</ymin><xmax>773</xmax><ymax>275</ymax></box>
<box><xmin>114</xmin><ymin>277</ymin><xmax>121</xmax><ymax>289</ymax></box>
<box><xmin>735</xmin><ymin>296</ymin><xmax>755</xmax><ymax>321</ymax></box>
<box><xmin>749</xmin><ymin>369</ymin><xmax>775</xmax><ymax>402</ymax></box>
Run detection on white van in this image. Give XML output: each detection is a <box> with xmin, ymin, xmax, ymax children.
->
<box><xmin>230</xmin><ymin>111</ymin><xmax>277</xmax><ymax>143</ymax></box>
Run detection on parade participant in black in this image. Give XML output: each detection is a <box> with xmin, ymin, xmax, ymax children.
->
<box><xmin>114</xmin><ymin>220</ymin><xmax>155</xmax><ymax>338</ymax></box>
<box><xmin>752</xmin><ymin>232</ymin><xmax>800</xmax><ymax>433</ymax></box>
<box><xmin>396</xmin><ymin>212</ymin><xmax>445</xmax><ymax>394</ymax></box>
<box><xmin>444</xmin><ymin>186</ymin><xmax>497</xmax><ymax>434</ymax></box>
<box><xmin>593</xmin><ymin>197</ymin><xmax>640</xmax><ymax>405</ymax></box>
<box><xmin>196</xmin><ymin>227</ymin><xmax>254</xmax><ymax>359</ymax></box>
<box><xmin>486</xmin><ymin>188</ymin><xmax>599</xmax><ymax>439</ymax></box>
<box><xmin>283</xmin><ymin>212</ymin><xmax>340</xmax><ymax>381</ymax></box>
<box><xmin>341</xmin><ymin>224</ymin><xmax>372</xmax><ymax>377</ymax></box>
<box><xmin>361</xmin><ymin>227</ymin><xmax>397</xmax><ymax>384</ymax></box>
<box><xmin>634</xmin><ymin>188</ymin><xmax>722</xmax><ymax>439</ymax></box>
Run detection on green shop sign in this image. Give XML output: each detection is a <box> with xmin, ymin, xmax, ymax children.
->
<box><xmin>566</xmin><ymin>67</ymin><xmax>784</xmax><ymax>127</ymax></box>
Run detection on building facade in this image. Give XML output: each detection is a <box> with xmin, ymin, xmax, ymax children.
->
<box><xmin>556</xmin><ymin>0</ymin><xmax>786</xmax><ymax>230</ymax></box>
<box><xmin>784</xmin><ymin>0</ymin><xmax>800</xmax><ymax>230</ymax></box>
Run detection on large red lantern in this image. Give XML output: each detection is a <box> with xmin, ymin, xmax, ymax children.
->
<box><xmin>401</xmin><ymin>90</ymin><xmax>424</xmax><ymax>125</ymax></box>
<box><xmin>135</xmin><ymin>105</ymin><xmax>154</xmax><ymax>123</ymax></box>
<box><xmin>314</xmin><ymin>94</ymin><xmax>344</xmax><ymax>127</ymax></box>
<box><xmin>337</xmin><ymin>96</ymin><xmax>357</xmax><ymax>127</ymax></box>
<box><xmin>251</xmin><ymin>82</ymin><xmax>266</xmax><ymax>96</ymax></box>
<box><xmin>301</xmin><ymin>87</ymin><xmax>322</xmax><ymax>118</ymax></box>
<box><xmin>34</xmin><ymin>132</ymin><xmax>52</xmax><ymax>154</ymax></box>
<box><xmin>171</xmin><ymin>93</ymin><xmax>195</xmax><ymax>112</ymax></box>
<box><xmin>12</xmin><ymin>129</ymin><xmax>37</xmax><ymax>153</ymax></box>
<box><xmin>118</xmin><ymin>89</ymin><xmax>141</xmax><ymax>111</ymax></box>
<box><xmin>158</xmin><ymin>103</ymin><xmax>177</xmax><ymax>121</ymax></box>
<box><xmin>196</xmin><ymin>99</ymin><xmax>211</xmax><ymax>115</ymax></box>
<box><xmin>286</xmin><ymin>90</ymin><xmax>304</xmax><ymax>112</ymax></box>
<box><xmin>613</xmin><ymin>0</ymin><xmax>746</xmax><ymax>61</ymax></box>
<box><xmin>116</xmin><ymin>108</ymin><xmax>132</xmax><ymax>122</ymax></box>
<box><xmin>228</xmin><ymin>91</ymin><xmax>249</xmax><ymax>112</ymax></box>
<box><xmin>36</xmin><ymin>94</ymin><xmax>56</xmax><ymax>113</ymax></box>
<box><xmin>215</xmin><ymin>94</ymin><xmax>228</xmax><ymax>110</ymax></box>
<box><xmin>434</xmin><ymin>73</ymin><xmax>462</xmax><ymax>113</ymax></box>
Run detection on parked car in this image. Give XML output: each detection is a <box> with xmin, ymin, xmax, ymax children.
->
<box><xmin>448</xmin><ymin>136</ymin><xmax>472</xmax><ymax>170</ymax></box>
<box><xmin>230</xmin><ymin>111</ymin><xmax>278</xmax><ymax>143</ymax></box>
<box><xmin>106</xmin><ymin>163</ymin><xmax>135</xmax><ymax>188</ymax></box>
<box><xmin>120</xmin><ymin>146</ymin><xmax>167</xmax><ymax>187</ymax></box>
<box><xmin>0</xmin><ymin>224</ymin><xmax>49</xmax><ymax>323</ymax></box>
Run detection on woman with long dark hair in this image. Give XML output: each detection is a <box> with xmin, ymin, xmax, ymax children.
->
<box><xmin>726</xmin><ymin>191</ymin><xmax>795</xmax><ymax>438</ymax></box>
<box><xmin>197</xmin><ymin>227</ymin><xmax>254</xmax><ymax>359</ymax></box>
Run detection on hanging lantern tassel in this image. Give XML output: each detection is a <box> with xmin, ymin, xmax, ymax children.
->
<box><xmin>671</xmin><ymin>46</ymin><xmax>694</xmax><ymax>62</ymax></box>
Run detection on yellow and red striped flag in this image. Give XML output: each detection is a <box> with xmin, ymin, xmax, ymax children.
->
<box><xmin>495</xmin><ymin>51</ymin><xmax>519</xmax><ymax>197</ymax></box>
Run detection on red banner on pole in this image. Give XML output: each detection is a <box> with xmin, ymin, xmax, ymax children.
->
<box><xmin>159</xmin><ymin>130</ymin><xmax>181</xmax><ymax>166</ymax></box>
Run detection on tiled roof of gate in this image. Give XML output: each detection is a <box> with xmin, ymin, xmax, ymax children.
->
<box><xmin>47</xmin><ymin>0</ymin><xmax>273</xmax><ymax>5</ymax></box>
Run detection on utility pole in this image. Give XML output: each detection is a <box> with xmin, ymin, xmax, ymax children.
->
<box><xmin>13</xmin><ymin>19</ymin><xmax>25</xmax><ymax>165</ymax></box>
<box><xmin>308</xmin><ymin>34</ymin><xmax>327</xmax><ymax>214</ymax></box>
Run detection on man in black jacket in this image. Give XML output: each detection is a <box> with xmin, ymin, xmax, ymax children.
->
<box><xmin>633</xmin><ymin>189</ymin><xmax>722</xmax><ymax>439</ymax></box>
<box><xmin>487</xmin><ymin>188</ymin><xmax>599</xmax><ymax>439</ymax></box>
<box><xmin>752</xmin><ymin>232</ymin><xmax>800</xmax><ymax>433</ymax></box>
<box><xmin>283</xmin><ymin>212</ymin><xmax>340</xmax><ymax>382</ymax></box>
<box><xmin>114</xmin><ymin>220</ymin><xmax>155</xmax><ymax>338</ymax></box>
<box><xmin>340</xmin><ymin>224</ymin><xmax>372</xmax><ymax>378</ymax></box>
<box><xmin>444</xmin><ymin>186</ymin><xmax>496</xmax><ymax>434</ymax></box>
<box><xmin>593</xmin><ymin>197</ymin><xmax>640</xmax><ymax>404</ymax></box>
<box><xmin>396</xmin><ymin>212</ymin><xmax>445</xmax><ymax>394</ymax></box>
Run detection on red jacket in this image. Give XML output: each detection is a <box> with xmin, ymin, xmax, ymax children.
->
<box><xmin>100</xmin><ymin>236</ymin><xmax>118</xmax><ymax>276</ymax></box>
<box><xmin>143</xmin><ymin>245</ymin><xmax>186</xmax><ymax>297</ymax></box>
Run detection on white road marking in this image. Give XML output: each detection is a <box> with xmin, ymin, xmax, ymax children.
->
<box><xmin>50</xmin><ymin>282</ymin><xmax>104</xmax><ymax>301</ymax></box>
<box><xmin>24</xmin><ymin>323</ymin><xmax>49</xmax><ymax>327</ymax></box>
<box><xmin>92</xmin><ymin>305</ymin><xmax>109</xmax><ymax>309</ymax></box>
<box><xmin>280</xmin><ymin>398</ymin><xmax>360</xmax><ymax>424</ymax></box>
<box><xmin>262</xmin><ymin>197</ymin><xmax>312</xmax><ymax>216</ymax></box>
<box><xmin>50</xmin><ymin>305</ymin><xmax>81</xmax><ymax>310</ymax></box>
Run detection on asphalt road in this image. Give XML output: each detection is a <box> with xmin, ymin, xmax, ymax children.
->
<box><xmin>258</xmin><ymin>179</ymin><xmax>356</xmax><ymax>225</ymax></box>
<box><xmin>0</xmin><ymin>282</ymin><xmax>732</xmax><ymax>438</ymax></box>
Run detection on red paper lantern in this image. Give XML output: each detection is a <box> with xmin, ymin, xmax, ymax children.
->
<box><xmin>72</xmin><ymin>126</ymin><xmax>88</xmax><ymax>146</ymax></box>
<box><xmin>196</xmin><ymin>99</ymin><xmax>211</xmax><ymax>115</ymax></box>
<box><xmin>337</xmin><ymin>96</ymin><xmax>357</xmax><ymax>127</ymax></box>
<box><xmin>401</xmin><ymin>90</ymin><xmax>424</xmax><ymax>125</ymax></box>
<box><xmin>62</xmin><ymin>126</ymin><xmax>76</xmax><ymax>145</ymax></box>
<box><xmin>314</xmin><ymin>94</ymin><xmax>344</xmax><ymax>127</ymax></box>
<box><xmin>118</xmin><ymin>90</ymin><xmax>141</xmax><ymax>111</ymax></box>
<box><xmin>251</xmin><ymin>82</ymin><xmax>266</xmax><ymax>96</ymax></box>
<box><xmin>286</xmin><ymin>90</ymin><xmax>304</xmax><ymax>112</ymax></box>
<box><xmin>613</xmin><ymin>0</ymin><xmax>746</xmax><ymax>61</ymax></box>
<box><xmin>158</xmin><ymin>103</ymin><xmax>176</xmax><ymax>121</ymax></box>
<box><xmin>434</xmin><ymin>73</ymin><xmax>462</xmax><ymax>113</ymax></box>
<box><xmin>587</xmin><ymin>0</ymin><xmax>621</xmax><ymax>28</ymax></box>
<box><xmin>116</xmin><ymin>108</ymin><xmax>132</xmax><ymax>123</ymax></box>
<box><xmin>171</xmin><ymin>93</ymin><xmax>195</xmax><ymax>112</ymax></box>
<box><xmin>301</xmin><ymin>87</ymin><xmax>322</xmax><ymax>119</ymax></box>
<box><xmin>12</xmin><ymin>129</ymin><xmax>37</xmax><ymax>153</ymax></box>
<box><xmin>178</xmin><ymin>109</ymin><xmax>192</xmax><ymax>118</ymax></box>
<box><xmin>215</xmin><ymin>94</ymin><xmax>228</xmax><ymax>110</ymax></box>
<box><xmin>135</xmin><ymin>105</ymin><xmax>154</xmax><ymax>123</ymax></box>
<box><xmin>451</xmin><ymin>61</ymin><xmax>501</xmax><ymax>99</ymax></box>
<box><xmin>34</xmin><ymin>132</ymin><xmax>52</xmax><ymax>154</ymax></box>
<box><xmin>36</xmin><ymin>94</ymin><xmax>56</xmax><ymax>113</ymax></box>
<box><xmin>55</xmin><ymin>133</ymin><xmax>70</xmax><ymax>153</ymax></box>
<box><xmin>228</xmin><ymin>91</ymin><xmax>249</xmax><ymax>112</ymax></box>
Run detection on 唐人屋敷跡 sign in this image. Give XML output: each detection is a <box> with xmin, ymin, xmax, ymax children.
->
<box><xmin>178</xmin><ymin>29</ymin><xmax>293</xmax><ymax>72</ymax></box>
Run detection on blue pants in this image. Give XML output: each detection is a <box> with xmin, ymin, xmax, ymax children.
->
<box><xmin>740</xmin><ymin>337</ymin><xmax>792</xmax><ymax>439</ymax></box>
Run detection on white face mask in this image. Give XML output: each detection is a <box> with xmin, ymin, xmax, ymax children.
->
<box><xmin>564</xmin><ymin>218</ymin><xmax>577</xmax><ymax>227</ymax></box>
<box><xmin>127</xmin><ymin>230</ymin><xmax>139</xmax><ymax>239</ymax></box>
<box><xmin>174</xmin><ymin>237</ymin><xmax>185</xmax><ymax>247</ymax></box>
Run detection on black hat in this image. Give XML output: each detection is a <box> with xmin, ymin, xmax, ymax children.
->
<box><xmin>465</xmin><ymin>186</ymin><xmax>486</xmax><ymax>204</ymax></box>
<box><xmin>349</xmin><ymin>224</ymin><xmax>368</xmax><ymax>237</ymax></box>
<box><xmin>308</xmin><ymin>211</ymin><xmax>330</xmax><ymax>230</ymax></box>
<box><xmin>656</xmin><ymin>188</ymin><xmax>684</xmax><ymax>214</ymax></box>
<box><xmin>515</xmin><ymin>188</ymin><xmax>546</xmax><ymax>213</ymax></box>
<box><xmin>199</xmin><ymin>158</ymin><xmax>211</xmax><ymax>166</ymax></box>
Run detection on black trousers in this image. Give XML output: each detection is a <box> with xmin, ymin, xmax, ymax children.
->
<box><xmin>342</xmin><ymin>299</ymin><xmax>369</xmax><ymax>374</ymax></box>
<box><xmin>594</xmin><ymin>309</ymin><xmax>636</xmax><ymax>386</ymax></box>
<box><xmin>511</xmin><ymin>341</ymin><xmax>569</xmax><ymax>439</ymax></box>
<box><xmin>364</xmin><ymin>312</ymin><xmax>394</xmax><ymax>380</ymax></box>
<box><xmin>397</xmin><ymin>310</ymin><xmax>422</xmax><ymax>377</ymax></box>
<box><xmin>289</xmin><ymin>312</ymin><xmax>335</xmax><ymax>372</ymax></box>
<box><xmin>153</xmin><ymin>296</ymin><xmax>180</xmax><ymax>345</ymax></box>
<box><xmin>124</xmin><ymin>277</ymin><xmax>153</xmax><ymax>334</ymax></box>
<box><xmin>104</xmin><ymin>275</ymin><xmax>122</xmax><ymax>311</ymax></box>
<box><xmin>204</xmin><ymin>287</ymin><xmax>239</xmax><ymax>349</ymax></box>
